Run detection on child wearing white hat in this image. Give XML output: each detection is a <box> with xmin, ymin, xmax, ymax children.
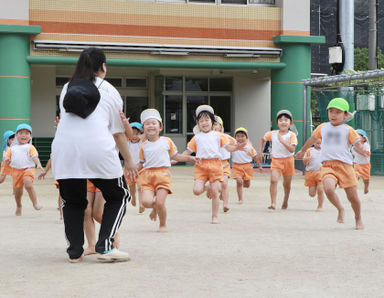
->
<box><xmin>137</xmin><ymin>109</ymin><xmax>196</xmax><ymax>232</ymax></box>
<box><xmin>183</xmin><ymin>105</ymin><xmax>243</xmax><ymax>224</ymax></box>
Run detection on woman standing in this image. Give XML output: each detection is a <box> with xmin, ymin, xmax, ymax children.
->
<box><xmin>52</xmin><ymin>47</ymin><xmax>137</xmax><ymax>263</ymax></box>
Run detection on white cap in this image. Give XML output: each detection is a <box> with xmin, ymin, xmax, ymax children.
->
<box><xmin>140</xmin><ymin>108</ymin><xmax>162</xmax><ymax>124</ymax></box>
<box><xmin>196</xmin><ymin>105</ymin><xmax>214</xmax><ymax>117</ymax></box>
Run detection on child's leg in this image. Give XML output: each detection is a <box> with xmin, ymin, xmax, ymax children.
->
<box><xmin>236</xmin><ymin>178</ymin><xmax>244</xmax><ymax>203</ymax></box>
<box><xmin>155</xmin><ymin>188</ymin><xmax>168</xmax><ymax>232</ymax></box>
<box><xmin>323</xmin><ymin>177</ymin><xmax>344</xmax><ymax>223</ymax></box>
<box><xmin>129</xmin><ymin>183</ymin><xmax>136</xmax><ymax>206</ymax></box>
<box><xmin>137</xmin><ymin>185</ymin><xmax>145</xmax><ymax>213</ymax></box>
<box><xmin>14</xmin><ymin>187</ymin><xmax>23</xmax><ymax>216</ymax></box>
<box><xmin>281</xmin><ymin>175</ymin><xmax>292</xmax><ymax>209</ymax></box>
<box><xmin>243</xmin><ymin>180</ymin><xmax>251</xmax><ymax>188</ymax></box>
<box><xmin>84</xmin><ymin>192</ymin><xmax>96</xmax><ymax>255</ymax></box>
<box><xmin>210</xmin><ymin>180</ymin><xmax>221</xmax><ymax>224</ymax></box>
<box><xmin>193</xmin><ymin>180</ymin><xmax>206</xmax><ymax>196</ymax></box>
<box><xmin>23</xmin><ymin>177</ymin><xmax>42</xmax><ymax>210</ymax></box>
<box><xmin>363</xmin><ymin>179</ymin><xmax>369</xmax><ymax>194</ymax></box>
<box><xmin>308</xmin><ymin>186</ymin><xmax>317</xmax><ymax>198</ymax></box>
<box><xmin>58</xmin><ymin>195</ymin><xmax>63</xmax><ymax>220</ymax></box>
<box><xmin>141</xmin><ymin>189</ymin><xmax>156</xmax><ymax>221</ymax></box>
<box><xmin>0</xmin><ymin>174</ymin><xmax>6</xmax><ymax>184</ymax></box>
<box><xmin>92</xmin><ymin>192</ymin><xmax>105</xmax><ymax>224</ymax></box>
<box><xmin>221</xmin><ymin>176</ymin><xmax>230</xmax><ymax>212</ymax></box>
<box><xmin>269</xmin><ymin>169</ymin><xmax>281</xmax><ymax>209</ymax></box>
<box><xmin>344</xmin><ymin>186</ymin><xmax>364</xmax><ymax>230</ymax></box>
<box><xmin>316</xmin><ymin>184</ymin><xmax>324</xmax><ymax>211</ymax></box>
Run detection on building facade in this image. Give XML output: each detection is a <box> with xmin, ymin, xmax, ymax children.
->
<box><xmin>0</xmin><ymin>0</ymin><xmax>324</xmax><ymax>163</ymax></box>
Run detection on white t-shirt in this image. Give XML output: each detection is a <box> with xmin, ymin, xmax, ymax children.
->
<box><xmin>263</xmin><ymin>130</ymin><xmax>297</xmax><ymax>158</ymax></box>
<box><xmin>313</xmin><ymin>123</ymin><xmax>360</xmax><ymax>165</ymax></box>
<box><xmin>52</xmin><ymin>77</ymin><xmax>125</xmax><ymax>179</ymax></box>
<box><xmin>187</xmin><ymin>131</ymin><xmax>228</xmax><ymax>159</ymax></box>
<box><xmin>231</xmin><ymin>143</ymin><xmax>257</xmax><ymax>164</ymax></box>
<box><xmin>128</xmin><ymin>139</ymin><xmax>143</xmax><ymax>165</ymax></box>
<box><xmin>139</xmin><ymin>137</ymin><xmax>177</xmax><ymax>168</ymax></box>
<box><xmin>5</xmin><ymin>144</ymin><xmax>37</xmax><ymax>169</ymax></box>
<box><xmin>352</xmin><ymin>142</ymin><xmax>370</xmax><ymax>164</ymax></box>
<box><xmin>304</xmin><ymin>147</ymin><xmax>322</xmax><ymax>171</ymax></box>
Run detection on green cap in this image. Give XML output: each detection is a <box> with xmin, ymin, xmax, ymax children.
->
<box><xmin>327</xmin><ymin>97</ymin><xmax>349</xmax><ymax>112</ymax></box>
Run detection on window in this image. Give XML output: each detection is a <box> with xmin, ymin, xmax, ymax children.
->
<box><xmin>125</xmin><ymin>96</ymin><xmax>148</xmax><ymax>123</ymax></box>
<box><xmin>56</xmin><ymin>77</ymin><xmax>70</xmax><ymax>87</ymax></box>
<box><xmin>210</xmin><ymin>77</ymin><xmax>232</xmax><ymax>91</ymax></box>
<box><xmin>126</xmin><ymin>78</ymin><xmax>147</xmax><ymax>88</ymax></box>
<box><xmin>222</xmin><ymin>0</ymin><xmax>247</xmax><ymax>4</ymax></box>
<box><xmin>210</xmin><ymin>96</ymin><xmax>231</xmax><ymax>131</ymax></box>
<box><xmin>165</xmin><ymin>77</ymin><xmax>182</xmax><ymax>91</ymax></box>
<box><xmin>187</xmin><ymin>96</ymin><xmax>208</xmax><ymax>133</ymax></box>
<box><xmin>107</xmin><ymin>78</ymin><xmax>123</xmax><ymax>88</ymax></box>
<box><xmin>165</xmin><ymin>95</ymin><xmax>182</xmax><ymax>133</ymax></box>
<box><xmin>186</xmin><ymin>78</ymin><xmax>208</xmax><ymax>92</ymax></box>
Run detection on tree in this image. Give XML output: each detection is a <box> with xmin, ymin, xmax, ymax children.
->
<box><xmin>355</xmin><ymin>47</ymin><xmax>384</xmax><ymax>71</ymax></box>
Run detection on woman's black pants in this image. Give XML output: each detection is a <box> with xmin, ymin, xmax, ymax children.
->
<box><xmin>58</xmin><ymin>176</ymin><xmax>130</xmax><ymax>260</ymax></box>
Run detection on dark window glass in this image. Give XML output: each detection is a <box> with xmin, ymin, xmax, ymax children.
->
<box><xmin>210</xmin><ymin>96</ymin><xmax>231</xmax><ymax>132</ymax></box>
<box><xmin>249</xmin><ymin>0</ymin><xmax>275</xmax><ymax>3</ymax></box>
<box><xmin>107</xmin><ymin>78</ymin><xmax>123</xmax><ymax>88</ymax></box>
<box><xmin>125</xmin><ymin>97</ymin><xmax>148</xmax><ymax>123</ymax></box>
<box><xmin>222</xmin><ymin>0</ymin><xmax>246</xmax><ymax>4</ymax></box>
<box><xmin>165</xmin><ymin>77</ymin><xmax>182</xmax><ymax>91</ymax></box>
<box><xmin>189</xmin><ymin>0</ymin><xmax>215</xmax><ymax>2</ymax></box>
<box><xmin>187</xmin><ymin>96</ymin><xmax>208</xmax><ymax>133</ymax></box>
<box><xmin>186</xmin><ymin>78</ymin><xmax>208</xmax><ymax>91</ymax></box>
<box><xmin>56</xmin><ymin>77</ymin><xmax>70</xmax><ymax>87</ymax></box>
<box><xmin>210</xmin><ymin>77</ymin><xmax>232</xmax><ymax>91</ymax></box>
<box><xmin>126</xmin><ymin>78</ymin><xmax>147</xmax><ymax>88</ymax></box>
<box><xmin>56</xmin><ymin>95</ymin><xmax>60</xmax><ymax>117</ymax></box>
<box><xmin>165</xmin><ymin>95</ymin><xmax>182</xmax><ymax>133</ymax></box>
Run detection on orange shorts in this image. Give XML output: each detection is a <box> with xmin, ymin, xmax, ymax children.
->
<box><xmin>124</xmin><ymin>168</ymin><xmax>136</xmax><ymax>186</ymax></box>
<box><xmin>0</xmin><ymin>162</ymin><xmax>12</xmax><ymax>176</ymax></box>
<box><xmin>222</xmin><ymin>160</ymin><xmax>231</xmax><ymax>177</ymax></box>
<box><xmin>87</xmin><ymin>180</ymin><xmax>101</xmax><ymax>193</ymax></box>
<box><xmin>304</xmin><ymin>170</ymin><xmax>322</xmax><ymax>187</ymax></box>
<box><xmin>354</xmin><ymin>163</ymin><xmax>371</xmax><ymax>180</ymax></box>
<box><xmin>321</xmin><ymin>161</ymin><xmax>357</xmax><ymax>189</ymax></box>
<box><xmin>12</xmin><ymin>168</ymin><xmax>35</xmax><ymax>188</ymax></box>
<box><xmin>137</xmin><ymin>167</ymin><xmax>172</xmax><ymax>194</ymax></box>
<box><xmin>271</xmin><ymin>156</ymin><xmax>295</xmax><ymax>176</ymax></box>
<box><xmin>232</xmin><ymin>163</ymin><xmax>254</xmax><ymax>181</ymax></box>
<box><xmin>194</xmin><ymin>159</ymin><xmax>223</xmax><ymax>183</ymax></box>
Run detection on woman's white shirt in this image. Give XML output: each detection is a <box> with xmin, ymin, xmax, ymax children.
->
<box><xmin>52</xmin><ymin>77</ymin><xmax>124</xmax><ymax>179</ymax></box>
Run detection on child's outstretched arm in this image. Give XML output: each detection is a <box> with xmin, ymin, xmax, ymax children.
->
<box><xmin>225</xmin><ymin>142</ymin><xmax>246</xmax><ymax>153</ymax></box>
<box><xmin>38</xmin><ymin>158</ymin><xmax>51</xmax><ymax>179</ymax></box>
<box><xmin>257</xmin><ymin>137</ymin><xmax>265</xmax><ymax>164</ymax></box>
<box><xmin>172</xmin><ymin>153</ymin><xmax>196</xmax><ymax>163</ymax></box>
<box><xmin>296</xmin><ymin>135</ymin><xmax>318</xmax><ymax>159</ymax></box>
<box><xmin>302</xmin><ymin>151</ymin><xmax>312</xmax><ymax>166</ymax></box>
<box><xmin>32</xmin><ymin>156</ymin><xmax>45</xmax><ymax>176</ymax></box>
<box><xmin>114</xmin><ymin>132</ymin><xmax>138</xmax><ymax>181</ymax></box>
<box><xmin>277</xmin><ymin>134</ymin><xmax>296</xmax><ymax>153</ymax></box>
<box><xmin>353</xmin><ymin>141</ymin><xmax>369</xmax><ymax>157</ymax></box>
<box><xmin>119</xmin><ymin>111</ymin><xmax>133</xmax><ymax>139</ymax></box>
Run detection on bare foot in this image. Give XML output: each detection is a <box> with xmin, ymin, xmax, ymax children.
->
<box><xmin>355</xmin><ymin>217</ymin><xmax>364</xmax><ymax>230</ymax></box>
<box><xmin>149</xmin><ymin>208</ymin><xmax>157</xmax><ymax>221</ymax></box>
<box><xmin>223</xmin><ymin>206</ymin><xmax>230</xmax><ymax>213</ymax></box>
<box><xmin>337</xmin><ymin>209</ymin><xmax>345</xmax><ymax>223</ymax></box>
<box><xmin>211</xmin><ymin>217</ymin><xmax>220</xmax><ymax>224</ymax></box>
<box><xmin>131</xmin><ymin>196</ymin><xmax>136</xmax><ymax>207</ymax></box>
<box><xmin>237</xmin><ymin>200</ymin><xmax>243</xmax><ymax>205</ymax></box>
<box><xmin>138</xmin><ymin>206</ymin><xmax>145</xmax><ymax>214</ymax></box>
<box><xmin>316</xmin><ymin>207</ymin><xmax>324</xmax><ymax>212</ymax></box>
<box><xmin>281</xmin><ymin>201</ymin><xmax>288</xmax><ymax>209</ymax></box>
<box><xmin>84</xmin><ymin>247</ymin><xmax>96</xmax><ymax>256</ymax></box>
<box><xmin>157</xmin><ymin>226</ymin><xmax>168</xmax><ymax>233</ymax></box>
<box><xmin>364</xmin><ymin>187</ymin><xmax>369</xmax><ymax>194</ymax></box>
<box><xmin>268</xmin><ymin>205</ymin><xmax>276</xmax><ymax>210</ymax></box>
<box><xmin>15</xmin><ymin>207</ymin><xmax>22</xmax><ymax>216</ymax></box>
<box><xmin>33</xmin><ymin>204</ymin><xmax>43</xmax><ymax>210</ymax></box>
<box><xmin>113</xmin><ymin>232</ymin><xmax>120</xmax><ymax>249</ymax></box>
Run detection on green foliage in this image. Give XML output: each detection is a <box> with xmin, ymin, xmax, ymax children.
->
<box><xmin>354</xmin><ymin>47</ymin><xmax>384</xmax><ymax>71</ymax></box>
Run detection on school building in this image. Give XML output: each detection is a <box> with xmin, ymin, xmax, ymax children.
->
<box><xmin>0</xmin><ymin>0</ymin><xmax>324</xmax><ymax>163</ymax></box>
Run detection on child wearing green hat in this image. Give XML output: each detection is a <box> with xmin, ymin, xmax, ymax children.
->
<box><xmin>296</xmin><ymin>98</ymin><xmax>367</xmax><ymax>230</ymax></box>
<box><xmin>3</xmin><ymin>123</ymin><xmax>45</xmax><ymax>216</ymax></box>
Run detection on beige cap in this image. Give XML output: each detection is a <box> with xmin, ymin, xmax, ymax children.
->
<box><xmin>196</xmin><ymin>105</ymin><xmax>214</xmax><ymax>117</ymax></box>
<box><xmin>140</xmin><ymin>108</ymin><xmax>162</xmax><ymax>124</ymax></box>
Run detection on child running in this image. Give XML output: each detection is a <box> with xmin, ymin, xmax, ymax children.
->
<box><xmin>183</xmin><ymin>105</ymin><xmax>243</xmax><ymax>224</ymax></box>
<box><xmin>258</xmin><ymin>110</ymin><xmax>297</xmax><ymax>210</ymax></box>
<box><xmin>352</xmin><ymin>129</ymin><xmax>371</xmax><ymax>194</ymax></box>
<box><xmin>3</xmin><ymin>124</ymin><xmax>44</xmax><ymax>215</ymax></box>
<box><xmin>138</xmin><ymin>108</ymin><xmax>195</xmax><ymax>232</ymax></box>
<box><xmin>212</xmin><ymin>115</ymin><xmax>235</xmax><ymax>212</ymax></box>
<box><xmin>231</xmin><ymin>127</ymin><xmax>260</xmax><ymax>204</ymax></box>
<box><xmin>303</xmin><ymin>139</ymin><xmax>324</xmax><ymax>211</ymax></box>
<box><xmin>0</xmin><ymin>130</ymin><xmax>15</xmax><ymax>184</ymax></box>
<box><xmin>296</xmin><ymin>98</ymin><xmax>366</xmax><ymax>230</ymax></box>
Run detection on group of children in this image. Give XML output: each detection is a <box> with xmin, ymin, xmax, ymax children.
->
<box><xmin>0</xmin><ymin>97</ymin><xmax>371</xmax><ymax>233</ymax></box>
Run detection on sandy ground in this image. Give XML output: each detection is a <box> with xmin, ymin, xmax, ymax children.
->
<box><xmin>1</xmin><ymin>167</ymin><xmax>384</xmax><ymax>298</ymax></box>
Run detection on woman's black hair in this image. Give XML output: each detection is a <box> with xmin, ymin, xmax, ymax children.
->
<box><xmin>276</xmin><ymin>113</ymin><xmax>292</xmax><ymax>122</ymax></box>
<box><xmin>71</xmin><ymin>47</ymin><xmax>106</xmax><ymax>82</ymax></box>
<box><xmin>196</xmin><ymin>111</ymin><xmax>216</xmax><ymax>124</ymax></box>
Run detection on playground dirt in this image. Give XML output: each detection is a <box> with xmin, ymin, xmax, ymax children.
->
<box><xmin>1</xmin><ymin>167</ymin><xmax>384</xmax><ymax>298</ymax></box>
